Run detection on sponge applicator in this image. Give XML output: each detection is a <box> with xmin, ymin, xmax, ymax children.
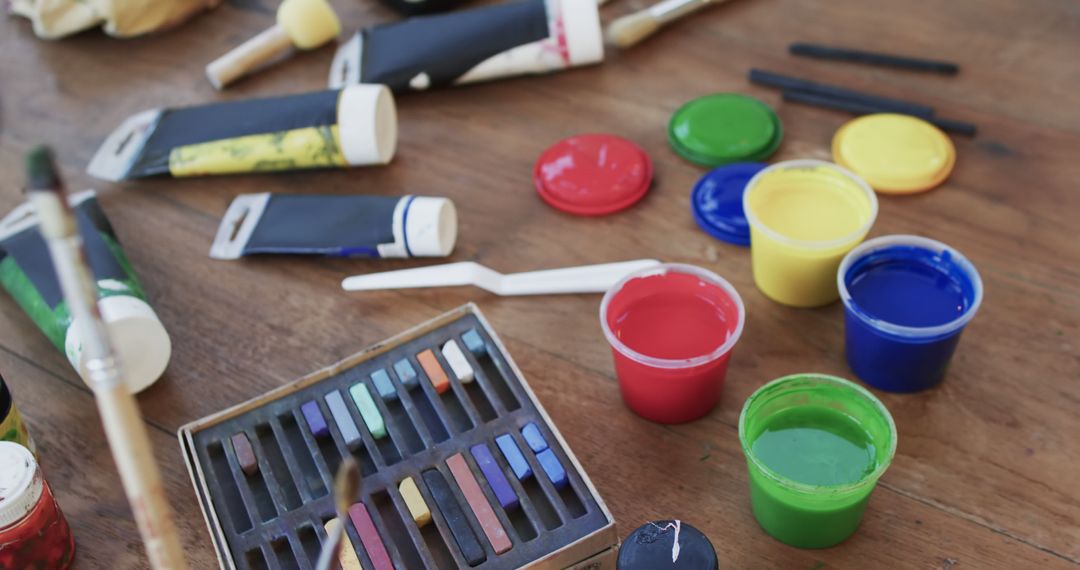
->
<box><xmin>206</xmin><ymin>0</ymin><xmax>340</xmax><ymax>89</ymax></box>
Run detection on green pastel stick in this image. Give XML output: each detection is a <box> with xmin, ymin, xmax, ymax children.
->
<box><xmin>349</xmin><ymin>383</ymin><xmax>386</xmax><ymax>439</ymax></box>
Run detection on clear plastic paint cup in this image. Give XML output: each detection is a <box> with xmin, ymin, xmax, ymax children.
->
<box><xmin>738</xmin><ymin>373</ymin><xmax>897</xmax><ymax>548</ymax></box>
<box><xmin>743</xmin><ymin>160</ymin><xmax>878</xmax><ymax>307</ymax></box>
<box><xmin>600</xmin><ymin>264</ymin><xmax>745</xmax><ymax>424</ymax></box>
<box><xmin>838</xmin><ymin>235</ymin><xmax>984</xmax><ymax>392</ymax></box>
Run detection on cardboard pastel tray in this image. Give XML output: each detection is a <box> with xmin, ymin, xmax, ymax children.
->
<box><xmin>179</xmin><ymin>304</ymin><xmax>617</xmax><ymax>569</ymax></box>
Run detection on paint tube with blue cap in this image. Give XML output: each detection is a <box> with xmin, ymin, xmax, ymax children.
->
<box><xmin>328</xmin><ymin>0</ymin><xmax>604</xmax><ymax>92</ymax></box>
<box><xmin>210</xmin><ymin>193</ymin><xmax>458</xmax><ymax>260</ymax></box>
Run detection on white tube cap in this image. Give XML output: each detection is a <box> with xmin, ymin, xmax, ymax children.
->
<box><xmin>65</xmin><ymin>294</ymin><xmax>172</xmax><ymax>394</ymax></box>
<box><xmin>0</xmin><ymin>442</ymin><xmax>42</xmax><ymax>528</ymax></box>
<box><xmin>405</xmin><ymin>197</ymin><xmax>458</xmax><ymax>257</ymax></box>
<box><xmin>560</xmin><ymin>0</ymin><xmax>605</xmax><ymax>67</ymax></box>
<box><xmin>338</xmin><ymin>84</ymin><xmax>398</xmax><ymax>166</ymax></box>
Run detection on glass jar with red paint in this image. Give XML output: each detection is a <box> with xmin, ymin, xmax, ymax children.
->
<box><xmin>0</xmin><ymin>441</ymin><xmax>76</xmax><ymax>569</ymax></box>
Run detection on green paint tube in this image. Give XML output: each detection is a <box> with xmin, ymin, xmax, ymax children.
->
<box><xmin>0</xmin><ymin>191</ymin><xmax>171</xmax><ymax>393</ymax></box>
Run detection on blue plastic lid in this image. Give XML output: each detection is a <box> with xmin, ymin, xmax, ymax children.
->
<box><xmin>690</xmin><ymin>162</ymin><xmax>767</xmax><ymax>247</ymax></box>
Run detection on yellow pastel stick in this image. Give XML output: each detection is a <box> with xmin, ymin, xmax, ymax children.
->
<box><xmin>399</xmin><ymin>477</ymin><xmax>432</xmax><ymax>527</ymax></box>
<box><xmin>324</xmin><ymin>519</ymin><xmax>365</xmax><ymax>570</ymax></box>
<box><xmin>168</xmin><ymin>125</ymin><xmax>346</xmax><ymax>177</ymax></box>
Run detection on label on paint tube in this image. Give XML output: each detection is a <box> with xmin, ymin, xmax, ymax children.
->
<box><xmin>87</xmin><ymin>85</ymin><xmax>398</xmax><ymax>182</ymax></box>
<box><xmin>0</xmin><ymin>192</ymin><xmax>171</xmax><ymax>393</ymax></box>
<box><xmin>329</xmin><ymin>0</ymin><xmax>604</xmax><ymax>91</ymax></box>
<box><xmin>210</xmin><ymin>193</ymin><xmax>458</xmax><ymax>260</ymax></box>
<box><xmin>0</xmin><ymin>374</ymin><xmax>34</xmax><ymax>453</ymax></box>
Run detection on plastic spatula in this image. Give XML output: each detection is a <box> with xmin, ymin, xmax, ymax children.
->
<box><xmin>341</xmin><ymin>259</ymin><xmax>660</xmax><ymax>296</ymax></box>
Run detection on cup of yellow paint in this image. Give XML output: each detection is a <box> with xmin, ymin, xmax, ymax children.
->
<box><xmin>743</xmin><ymin>160</ymin><xmax>877</xmax><ymax>307</ymax></box>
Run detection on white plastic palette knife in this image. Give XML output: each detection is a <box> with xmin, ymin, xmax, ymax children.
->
<box><xmin>341</xmin><ymin>259</ymin><xmax>661</xmax><ymax>296</ymax></box>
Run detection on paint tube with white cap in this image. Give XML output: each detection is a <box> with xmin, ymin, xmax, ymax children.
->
<box><xmin>329</xmin><ymin>0</ymin><xmax>604</xmax><ymax>92</ymax></box>
<box><xmin>87</xmin><ymin>85</ymin><xmax>397</xmax><ymax>181</ymax></box>
<box><xmin>0</xmin><ymin>191</ymin><xmax>171</xmax><ymax>394</ymax></box>
<box><xmin>210</xmin><ymin>193</ymin><xmax>458</xmax><ymax>260</ymax></box>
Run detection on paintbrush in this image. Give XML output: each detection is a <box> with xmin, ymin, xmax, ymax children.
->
<box><xmin>315</xmin><ymin>457</ymin><xmax>361</xmax><ymax>570</ymax></box>
<box><xmin>25</xmin><ymin>147</ymin><xmax>189</xmax><ymax>570</ymax></box>
<box><xmin>606</xmin><ymin>0</ymin><xmax>731</xmax><ymax>48</ymax></box>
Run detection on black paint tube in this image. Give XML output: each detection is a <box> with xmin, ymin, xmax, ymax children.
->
<box><xmin>379</xmin><ymin>0</ymin><xmax>470</xmax><ymax>16</ymax></box>
<box><xmin>87</xmin><ymin>85</ymin><xmax>396</xmax><ymax>181</ymax></box>
<box><xmin>210</xmin><ymin>193</ymin><xmax>458</xmax><ymax>260</ymax></box>
<box><xmin>328</xmin><ymin>0</ymin><xmax>603</xmax><ymax>92</ymax></box>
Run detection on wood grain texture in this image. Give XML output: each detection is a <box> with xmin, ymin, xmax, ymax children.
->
<box><xmin>1</xmin><ymin>0</ymin><xmax>1078</xmax><ymax>568</ymax></box>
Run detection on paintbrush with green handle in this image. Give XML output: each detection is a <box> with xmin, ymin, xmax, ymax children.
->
<box><xmin>25</xmin><ymin>147</ymin><xmax>189</xmax><ymax>570</ymax></box>
<box><xmin>316</xmin><ymin>457</ymin><xmax>362</xmax><ymax>570</ymax></box>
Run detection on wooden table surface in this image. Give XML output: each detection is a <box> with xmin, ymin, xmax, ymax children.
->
<box><xmin>2</xmin><ymin>0</ymin><xmax>1078</xmax><ymax>568</ymax></box>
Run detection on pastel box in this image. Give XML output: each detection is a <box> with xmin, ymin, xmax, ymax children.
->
<box><xmin>179</xmin><ymin>304</ymin><xmax>617</xmax><ymax>569</ymax></box>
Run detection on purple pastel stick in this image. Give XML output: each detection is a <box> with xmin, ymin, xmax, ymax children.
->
<box><xmin>301</xmin><ymin>400</ymin><xmax>329</xmax><ymax>438</ymax></box>
<box><xmin>470</xmin><ymin>443</ymin><xmax>520</xmax><ymax>511</ymax></box>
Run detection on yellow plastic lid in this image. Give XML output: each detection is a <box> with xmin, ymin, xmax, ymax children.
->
<box><xmin>832</xmin><ymin>114</ymin><xmax>956</xmax><ymax>194</ymax></box>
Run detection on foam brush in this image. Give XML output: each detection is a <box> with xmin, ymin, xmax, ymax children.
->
<box><xmin>25</xmin><ymin>147</ymin><xmax>189</xmax><ymax>570</ymax></box>
<box><xmin>315</xmin><ymin>457</ymin><xmax>362</xmax><ymax>570</ymax></box>
<box><xmin>606</xmin><ymin>0</ymin><xmax>731</xmax><ymax>48</ymax></box>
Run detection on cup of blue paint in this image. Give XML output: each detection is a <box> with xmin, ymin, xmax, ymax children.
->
<box><xmin>838</xmin><ymin>235</ymin><xmax>984</xmax><ymax>392</ymax></box>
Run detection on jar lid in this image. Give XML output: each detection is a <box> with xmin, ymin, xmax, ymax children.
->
<box><xmin>669</xmin><ymin>94</ymin><xmax>782</xmax><ymax>167</ymax></box>
<box><xmin>691</xmin><ymin>162</ymin><xmax>767</xmax><ymax>246</ymax></box>
<box><xmin>617</xmin><ymin>520</ymin><xmax>718</xmax><ymax>570</ymax></box>
<box><xmin>533</xmin><ymin>134</ymin><xmax>653</xmax><ymax>216</ymax></box>
<box><xmin>0</xmin><ymin>442</ymin><xmax>42</xmax><ymax>528</ymax></box>
<box><xmin>832</xmin><ymin>113</ymin><xmax>956</xmax><ymax>194</ymax></box>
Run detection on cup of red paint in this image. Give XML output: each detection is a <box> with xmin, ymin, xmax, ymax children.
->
<box><xmin>600</xmin><ymin>264</ymin><xmax>745</xmax><ymax>424</ymax></box>
<box><xmin>838</xmin><ymin>235</ymin><xmax>984</xmax><ymax>392</ymax></box>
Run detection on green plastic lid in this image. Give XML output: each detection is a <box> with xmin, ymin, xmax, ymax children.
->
<box><xmin>668</xmin><ymin>94</ymin><xmax>783</xmax><ymax>167</ymax></box>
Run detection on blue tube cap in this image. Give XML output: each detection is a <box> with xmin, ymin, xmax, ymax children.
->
<box><xmin>690</xmin><ymin>162</ymin><xmax>767</xmax><ymax>247</ymax></box>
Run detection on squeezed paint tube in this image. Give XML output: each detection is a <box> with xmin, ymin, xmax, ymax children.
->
<box><xmin>329</xmin><ymin>0</ymin><xmax>604</xmax><ymax>91</ymax></box>
<box><xmin>0</xmin><ymin>191</ymin><xmax>171</xmax><ymax>393</ymax></box>
<box><xmin>87</xmin><ymin>84</ymin><xmax>397</xmax><ymax>181</ymax></box>
<box><xmin>210</xmin><ymin>193</ymin><xmax>457</xmax><ymax>260</ymax></box>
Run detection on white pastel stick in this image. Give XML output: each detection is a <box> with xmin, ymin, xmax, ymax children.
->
<box><xmin>441</xmin><ymin>340</ymin><xmax>475</xmax><ymax>383</ymax></box>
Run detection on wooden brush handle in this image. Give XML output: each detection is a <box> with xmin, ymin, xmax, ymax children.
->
<box><xmin>205</xmin><ymin>25</ymin><xmax>292</xmax><ymax>89</ymax></box>
<box><xmin>96</xmin><ymin>383</ymin><xmax>189</xmax><ymax>569</ymax></box>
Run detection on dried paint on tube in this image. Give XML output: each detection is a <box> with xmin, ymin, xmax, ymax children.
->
<box><xmin>329</xmin><ymin>0</ymin><xmax>603</xmax><ymax>92</ymax></box>
<box><xmin>209</xmin><ymin>193</ymin><xmax>457</xmax><ymax>260</ymax></box>
<box><xmin>0</xmin><ymin>192</ymin><xmax>171</xmax><ymax>393</ymax></box>
<box><xmin>87</xmin><ymin>85</ymin><xmax>396</xmax><ymax>181</ymax></box>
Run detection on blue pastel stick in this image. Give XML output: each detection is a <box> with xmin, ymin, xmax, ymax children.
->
<box><xmin>324</xmin><ymin>391</ymin><xmax>362</xmax><ymax>448</ymax></box>
<box><xmin>470</xmin><ymin>444</ymin><xmax>520</xmax><ymax>510</ymax></box>
<box><xmin>521</xmin><ymin>423</ymin><xmax>548</xmax><ymax>453</ymax></box>
<box><xmin>536</xmin><ymin>449</ymin><xmax>568</xmax><ymax>489</ymax></box>
<box><xmin>495</xmin><ymin>434</ymin><xmax>532</xmax><ymax>480</ymax></box>
<box><xmin>394</xmin><ymin>359</ymin><xmax>419</xmax><ymax>389</ymax></box>
<box><xmin>462</xmin><ymin>329</ymin><xmax>487</xmax><ymax>357</ymax></box>
<box><xmin>371</xmin><ymin>369</ymin><xmax>399</xmax><ymax>401</ymax></box>
<box><xmin>300</xmin><ymin>401</ymin><xmax>329</xmax><ymax>439</ymax></box>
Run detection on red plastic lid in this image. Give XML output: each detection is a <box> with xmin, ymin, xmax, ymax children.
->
<box><xmin>533</xmin><ymin>134</ymin><xmax>653</xmax><ymax>216</ymax></box>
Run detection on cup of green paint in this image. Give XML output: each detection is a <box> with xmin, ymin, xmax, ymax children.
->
<box><xmin>738</xmin><ymin>373</ymin><xmax>896</xmax><ymax>548</ymax></box>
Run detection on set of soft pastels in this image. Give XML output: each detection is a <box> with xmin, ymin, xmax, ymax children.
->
<box><xmin>181</xmin><ymin>308</ymin><xmax>616</xmax><ymax>569</ymax></box>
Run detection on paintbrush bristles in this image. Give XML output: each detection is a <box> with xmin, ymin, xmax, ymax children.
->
<box><xmin>25</xmin><ymin>146</ymin><xmax>62</xmax><ymax>191</ymax></box>
<box><xmin>605</xmin><ymin>11</ymin><xmax>661</xmax><ymax>48</ymax></box>
<box><xmin>334</xmin><ymin>457</ymin><xmax>362</xmax><ymax>515</ymax></box>
<box><xmin>314</xmin><ymin>458</ymin><xmax>361</xmax><ymax>570</ymax></box>
<box><xmin>24</xmin><ymin>146</ymin><xmax>76</xmax><ymax>239</ymax></box>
